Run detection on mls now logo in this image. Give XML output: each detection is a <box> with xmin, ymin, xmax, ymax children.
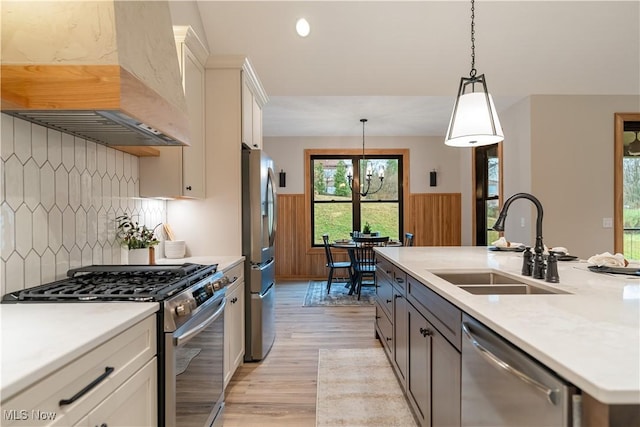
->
<box><xmin>3</xmin><ymin>410</ymin><xmax>28</xmax><ymax>420</ymax></box>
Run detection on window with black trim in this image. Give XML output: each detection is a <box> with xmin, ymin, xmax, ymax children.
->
<box><xmin>474</xmin><ymin>144</ymin><xmax>500</xmax><ymax>246</ymax></box>
<box><xmin>311</xmin><ymin>154</ymin><xmax>403</xmax><ymax>245</ymax></box>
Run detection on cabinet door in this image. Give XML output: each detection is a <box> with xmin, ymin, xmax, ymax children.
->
<box><xmin>432</xmin><ymin>329</ymin><xmax>461</xmax><ymax>427</ymax></box>
<box><xmin>393</xmin><ymin>289</ymin><xmax>408</xmax><ymax>388</ymax></box>
<box><xmin>251</xmin><ymin>95</ymin><xmax>262</xmax><ymax>149</ymax></box>
<box><xmin>139</xmin><ymin>41</ymin><xmax>205</xmax><ymax>198</ymax></box>
<box><xmin>241</xmin><ymin>74</ymin><xmax>253</xmax><ymax>147</ymax></box>
<box><xmin>224</xmin><ymin>278</ymin><xmax>245</xmax><ymax>388</ymax></box>
<box><xmin>407</xmin><ymin>303</ymin><xmax>431</xmax><ymax>427</ymax></box>
<box><xmin>75</xmin><ymin>358</ymin><xmax>157</xmax><ymax>427</ymax></box>
<box><xmin>181</xmin><ymin>43</ymin><xmax>205</xmax><ymax>198</ymax></box>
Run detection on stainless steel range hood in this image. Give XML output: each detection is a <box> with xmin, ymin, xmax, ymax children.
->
<box><xmin>1</xmin><ymin>1</ymin><xmax>191</xmax><ymax>148</ymax></box>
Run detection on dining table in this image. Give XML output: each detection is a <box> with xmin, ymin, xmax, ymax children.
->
<box><xmin>330</xmin><ymin>237</ymin><xmax>402</xmax><ymax>294</ymax></box>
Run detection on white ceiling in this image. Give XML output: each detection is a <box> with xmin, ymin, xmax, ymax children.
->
<box><xmin>194</xmin><ymin>1</ymin><xmax>640</xmax><ymax>137</ymax></box>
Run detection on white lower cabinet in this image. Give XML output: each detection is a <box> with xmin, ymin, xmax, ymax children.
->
<box><xmin>74</xmin><ymin>358</ymin><xmax>157</xmax><ymax>427</ymax></box>
<box><xmin>224</xmin><ymin>262</ymin><xmax>245</xmax><ymax>388</ymax></box>
<box><xmin>1</xmin><ymin>316</ymin><xmax>157</xmax><ymax>427</ymax></box>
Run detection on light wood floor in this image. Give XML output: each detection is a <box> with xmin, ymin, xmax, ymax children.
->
<box><xmin>222</xmin><ymin>280</ymin><xmax>380</xmax><ymax>426</ymax></box>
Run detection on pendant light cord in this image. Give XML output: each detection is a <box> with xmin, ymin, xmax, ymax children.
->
<box><xmin>470</xmin><ymin>0</ymin><xmax>477</xmax><ymax>78</ymax></box>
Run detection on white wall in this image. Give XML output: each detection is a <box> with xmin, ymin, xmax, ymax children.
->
<box><xmin>264</xmin><ymin>135</ymin><xmax>462</xmax><ymax>196</ymax></box>
<box><xmin>497</xmin><ymin>97</ymin><xmax>534</xmax><ymax>246</ymax></box>
<box><xmin>529</xmin><ymin>95</ymin><xmax>640</xmax><ymax>259</ymax></box>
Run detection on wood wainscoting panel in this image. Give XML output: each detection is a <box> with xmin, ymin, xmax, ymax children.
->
<box><xmin>408</xmin><ymin>193</ymin><xmax>461</xmax><ymax>246</ymax></box>
<box><xmin>275</xmin><ymin>192</ymin><xmax>462</xmax><ymax>279</ymax></box>
<box><xmin>275</xmin><ymin>194</ymin><xmax>324</xmax><ymax>279</ymax></box>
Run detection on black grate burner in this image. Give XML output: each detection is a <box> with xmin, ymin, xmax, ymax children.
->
<box><xmin>4</xmin><ymin>263</ymin><xmax>218</xmax><ymax>302</ymax></box>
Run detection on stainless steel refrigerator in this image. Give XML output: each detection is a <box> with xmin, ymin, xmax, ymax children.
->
<box><xmin>242</xmin><ymin>148</ymin><xmax>277</xmax><ymax>361</ymax></box>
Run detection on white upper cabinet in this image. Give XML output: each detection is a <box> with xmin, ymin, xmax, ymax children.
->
<box><xmin>139</xmin><ymin>26</ymin><xmax>208</xmax><ymax>198</ymax></box>
<box><xmin>240</xmin><ymin>60</ymin><xmax>268</xmax><ymax>150</ymax></box>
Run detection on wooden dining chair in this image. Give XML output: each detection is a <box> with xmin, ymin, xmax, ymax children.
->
<box><xmin>351</xmin><ymin>236</ymin><xmax>389</xmax><ymax>299</ymax></box>
<box><xmin>322</xmin><ymin>234</ymin><xmax>354</xmax><ymax>294</ymax></box>
<box><xmin>404</xmin><ymin>232</ymin><xmax>414</xmax><ymax>246</ymax></box>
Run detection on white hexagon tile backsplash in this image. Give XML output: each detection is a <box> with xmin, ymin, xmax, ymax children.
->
<box><xmin>0</xmin><ymin>113</ymin><xmax>167</xmax><ymax>296</ymax></box>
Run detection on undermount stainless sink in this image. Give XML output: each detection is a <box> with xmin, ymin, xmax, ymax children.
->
<box><xmin>433</xmin><ymin>272</ymin><xmax>569</xmax><ymax>295</ymax></box>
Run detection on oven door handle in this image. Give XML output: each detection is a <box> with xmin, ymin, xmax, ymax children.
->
<box><xmin>174</xmin><ymin>298</ymin><xmax>226</xmax><ymax>346</ymax></box>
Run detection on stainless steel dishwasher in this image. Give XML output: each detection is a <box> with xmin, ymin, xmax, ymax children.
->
<box><xmin>461</xmin><ymin>314</ymin><xmax>580</xmax><ymax>427</ymax></box>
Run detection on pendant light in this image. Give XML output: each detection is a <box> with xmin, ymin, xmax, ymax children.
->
<box><xmin>347</xmin><ymin>119</ymin><xmax>384</xmax><ymax>197</ymax></box>
<box><xmin>445</xmin><ymin>0</ymin><xmax>503</xmax><ymax>147</ymax></box>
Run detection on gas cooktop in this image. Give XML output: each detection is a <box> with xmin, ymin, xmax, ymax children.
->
<box><xmin>2</xmin><ymin>263</ymin><xmax>218</xmax><ymax>302</ymax></box>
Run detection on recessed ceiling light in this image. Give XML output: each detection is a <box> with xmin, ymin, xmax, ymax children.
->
<box><xmin>296</xmin><ymin>18</ymin><xmax>310</xmax><ymax>37</ymax></box>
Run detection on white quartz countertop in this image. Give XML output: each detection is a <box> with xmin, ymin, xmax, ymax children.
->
<box><xmin>375</xmin><ymin>246</ymin><xmax>640</xmax><ymax>404</ymax></box>
<box><xmin>155</xmin><ymin>255</ymin><xmax>244</xmax><ymax>273</ymax></box>
<box><xmin>0</xmin><ymin>302</ymin><xmax>158</xmax><ymax>401</ymax></box>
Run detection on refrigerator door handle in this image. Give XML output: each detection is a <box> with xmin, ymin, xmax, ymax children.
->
<box><xmin>251</xmin><ymin>257</ymin><xmax>275</xmax><ymax>271</ymax></box>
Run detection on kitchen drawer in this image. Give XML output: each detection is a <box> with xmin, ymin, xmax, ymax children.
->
<box><xmin>378</xmin><ymin>257</ymin><xmax>394</xmax><ymax>283</ymax></box>
<box><xmin>375</xmin><ymin>273</ymin><xmax>394</xmax><ymax>319</ymax></box>
<box><xmin>223</xmin><ymin>261</ymin><xmax>244</xmax><ymax>283</ymax></box>
<box><xmin>2</xmin><ymin>316</ymin><xmax>156</xmax><ymax>427</ymax></box>
<box><xmin>224</xmin><ymin>262</ymin><xmax>244</xmax><ymax>294</ymax></box>
<box><xmin>375</xmin><ymin>304</ymin><xmax>393</xmax><ymax>356</ymax></box>
<box><xmin>393</xmin><ymin>265</ymin><xmax>407</xmax><ymax>292</ymax></box>
<box><xmin>378</xmin><ymin>256</ymin><xmax>406</xmax><ymax>292</ymax></box>
<box><xmin>407</xmin><ymin>275</ymin><xmax>462</xmax><ymax>351</ymax></box>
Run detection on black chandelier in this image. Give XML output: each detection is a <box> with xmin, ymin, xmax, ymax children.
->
<box><xmin>347</xmin><ymin>118</ymin><xmax>384</xmax><ymax>197</ymax></box>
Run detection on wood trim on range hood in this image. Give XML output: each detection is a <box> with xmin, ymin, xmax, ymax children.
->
<box><xmin>1</xmin><ymin>1</ymin><xmax>190</xmax><ymax>153</ymax></box>
<box><xmin>1</xmin><ymin>65</ymin><xmax>190</xmax><ymax>150</ymax></box>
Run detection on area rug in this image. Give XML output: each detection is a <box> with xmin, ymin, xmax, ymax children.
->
<box><xmin>316</xmin><ymin>347</ymin><xmax>417</xmax><ymax>427</ymax></box>
<box><xmin>303</xmin><ymin>281</ymin><xmax>375</xmax><ymax>307</ymax></box>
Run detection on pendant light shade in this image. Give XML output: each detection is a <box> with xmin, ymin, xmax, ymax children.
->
<box><xmin>445</xmin><ymin>76</ymin><xmax>503</xmax><ymax>147</ymax></box>
<box><xmin>445</xmin><ymin>0</ymin><xmax>503</xmax><ymax>148</ymax></box>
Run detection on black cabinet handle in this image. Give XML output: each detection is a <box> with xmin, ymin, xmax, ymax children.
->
<box><xmin>394</xmin><ymin>294</ymin><xmax>401</xmax><ymax>299</ymax></box>
<box><xmin>386</xmin><ymin>299</ymin><xmax>392</xmax><ymax>303</ymax></box>
<box><xmin>231</xmin><ymin>297</ymin><xmax>238</xmax><ymax>303</ymax></box>
<box><xmin>185</xmin><ymin>185</ymin><xmax>192</xmax><ymax>191</ymax></box>
<box><xmin>386</xmin><ymin>337</ymin><xmax>392</xmax><ymax>341</ymax></box>
<box><xmin>60</xmin><ymin>367</ymin><xmax>114</xmax><ymax>406</ymax></box>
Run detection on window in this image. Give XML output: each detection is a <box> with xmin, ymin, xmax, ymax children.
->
<box><xmin>615</xmin><ymin>114</ymin><xmax>640</xmax><ymax>261</ymax></box>
<box><xmin>311</xmin><ymin>154</ymin><xmax>403</xmax><ymax>245</ymax></box>
<box><xmin>474</xmin><ymin>144</ymin><xmax>501</xmax><ymax>246</ymax></box>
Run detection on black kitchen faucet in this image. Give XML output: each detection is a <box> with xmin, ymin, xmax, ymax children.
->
<box><xmin>492</xmin><ymin>192</ymin><xmax>557</xmax><ymax>282</ymax></box>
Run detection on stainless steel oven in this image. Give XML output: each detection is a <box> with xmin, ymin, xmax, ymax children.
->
<box><xmin>2</xmin><ymin>263</ymin><xmax>230</xmax><ymax>427</ymax></box>
<box><xmin>164</xmin><ymin>285</ymin><xmax>227</xmax><ymax>427</ymax></box>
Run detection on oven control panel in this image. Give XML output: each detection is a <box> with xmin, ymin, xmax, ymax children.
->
<box><xmin>164</xmin><ymin>271</ymin><xmax>227</xmax><ymax>331</ymax></box>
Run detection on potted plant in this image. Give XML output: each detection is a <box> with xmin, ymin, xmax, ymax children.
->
<box><xmin>362</xmin><ymin>221</ymin><xmax>372</xmax><ymax>236</ymax></box>
<box><xmin>116</xmin><ymin>214</ymin><xmax>161</xmax><ymax>264</ymax></box>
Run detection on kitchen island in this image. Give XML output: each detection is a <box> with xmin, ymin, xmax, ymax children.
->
<box><xmin>375</xmin><ymin>246</ymin><xmax>639</xmax><ymax>425</ymax></box>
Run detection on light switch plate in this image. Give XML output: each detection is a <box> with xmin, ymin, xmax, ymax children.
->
<box><xmin>602</xmin><ymin>217</ymin><xmax>613</xmax><ymax>228</ymax></box>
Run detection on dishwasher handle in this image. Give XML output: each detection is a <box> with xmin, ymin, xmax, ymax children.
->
<box><xmin>462</xmin><ymin>322</ymin><xmax>559</xmax><ymax>405</ymax></box>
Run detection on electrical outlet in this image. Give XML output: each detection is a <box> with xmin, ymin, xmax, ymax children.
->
<box><xmin>602</xmin><ymin>218</ymin><xmax>613</xmax><ymax>228</ymax></box>
<box><xmin>520</xmin><ymin>217</ymin><xmax>525</xmax><ymax>227</ymax></box>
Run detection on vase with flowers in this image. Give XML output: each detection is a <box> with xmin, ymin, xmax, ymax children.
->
<box><xmin>116</xmin><ymin>214</ymin><xmax>161</xmax><ymax>264</ymax></box>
